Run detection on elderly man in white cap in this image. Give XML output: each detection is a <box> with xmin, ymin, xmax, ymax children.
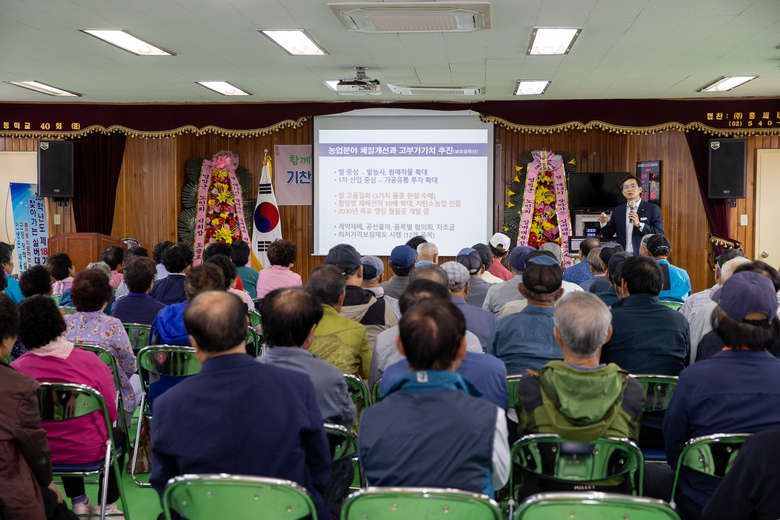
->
<box><xmin>487</xmin><ymin>233</ymin><xmax>513</xmax><ymax>281</ymax></box>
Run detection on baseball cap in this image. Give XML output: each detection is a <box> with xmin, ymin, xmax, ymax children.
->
<box><xmin>526</xmin><ymin>250</ymin><xmax>558</xmax><ymax>266</ymax></box>
<box><xmin>456</xmin><ymin>248</ymin><xmax>482</xmax><ymax>274</ymax></box>
<box><xmin>361</xmin><ymin>256</ymin><xmax>384</xmax><ymax>280</ymax></box>
<box><xmin>716</xmin><ymin>249</ymin><xmax>747</xmax><ymax>268</ymax></box>
<box><xmin>325</xmin><ymin>244</ymin><xmax>361</xmax><ymax>271</ymax></box>
<box><xmin>711</xmin><ymin>271</ymin><xmax>779</xmax><ymax>324</ymax></box>
<box><xmin>522</xmin><ymin>261</ymin><xmax>563</xmax><ymax>294</ymax></box>
<box><xmin>489</xmin><ymin>233</ymin><xmax>510</xmax><ymax>253</ymax></box>
<box><xmin>441</xmin><ymin>261</ymin><xmax>470</xmax><ymax>286</ymax></box>
<box><xmin>389</xmin><ymin>245</ymin><xmax>417</xmax><ymax>269</ymax></box>
<box><xmin>471</xmin><ymin>243</ymin><xmax>493</xmax><ymax>268</ymax></box>
<box><xmin>510</xmin><ymin>246</ymin><xmax>535</xmax><ymax>272</ymax></box>
<box><xmin>608</xmin><ymin>251</ymin><xmax>634</xmax><ymax>278</ymax></box>
<box><xmin>647</xmin><ymin>235</ymin><xmax>671</xmax><ymax>257</ymax></box>
<box><xmin>540</xmin><ymin>242</ymin><xmax>562</xmax><ymax>264</ymax></box>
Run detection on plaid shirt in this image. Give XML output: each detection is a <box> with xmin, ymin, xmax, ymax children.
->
<box><xmin>680</xmin><ymin>284</ymin><xmax>718</xmax><ymax>325</ymax></box>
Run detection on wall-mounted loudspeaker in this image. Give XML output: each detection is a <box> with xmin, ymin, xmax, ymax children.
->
<box><xmin>37</xmin><ymin>141</ymin><xmax>74</xmax><ymax>198</ymax></box>
<box><xmin>708</xmin><ymin>138</ymin><xmax>746</xmax><ymax>199</ymax></box>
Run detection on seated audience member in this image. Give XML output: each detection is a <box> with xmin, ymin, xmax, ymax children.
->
<box><xmin>114</xmin><ymin>246</ymin><xmax>149</xmax><ymax>300</ymax></box>
<box><xmin>563</xmin><ymin>237</ymin><xmax>600</xmax><ymax>285</ymax></box>
<box><xmin>150</xmin><ymin>243</ymin><xmax>192</xmax><ymax>305</ymax></box>
<box><xmin>487</xmin><ymin>254</ymin><xmax>564</xmax><ymax>375</ymax></box>
<box><xmin>442</xmin><ymin>261</ymin><xmax>495</xmax><ymax>351</ymax></box>
<box><xmin>326</xmin><ymin>244</ymin><xmax>397</xmax><ymax>349</ymax></box>
<box><xmin>150</xmin><ymin>263</ymin><xmax>225</xmax><ymax>346</ymax></box>
<box><xmin>472</xmin><ymin>243</ymin><xmax>502</xmax><ymax>283</ymax></box>
<box><xmin>600</xmin><ymin>255</ymin><xmax>689</xmax><ymax>449</ymax></box>
<box><xmin>681</xmin><ymin>249</ymin><xmax>746</xmax><ymax>325</ymax></box>
<box><xmin>48</xmin><ymin>252</ymin><xmax>75</xmax><ymax>297</ymax></box>
<box><xmin>579</xmin><ymin>247</ymin><xmax>605</xmax><ymax>292</ymax></box>
<box><xmin>360</xmin><ymin>255</ymin><xmax>400</xmax><ymax>320</ymax></box>
<box><xmin>204</xmin><ymin>254</ymin><xmax>255</xmax><ymax>311</ymax></box>
<box><xmin>416</xmin><ymin>241</ymin><xmax>439</xmax><ymax>266</ymax></box>
<box><xmin>0</xmin><ymin>275</ymin><xmax>28</xmax><ymax>362</ymax></box>
<box><xmin>377</xmin><ymin>280</ymin><xmax>508</xmax><ymax>410</ymax></box>
<box><xmin>59</xmin><ymin>262</ymin><xmax>116</xmax><ymax>314</ymax></box>
<box><xmin>152</xmin><ymin>241</ymin><xmax>173</xmax><ymax>282</ymax></box>
<box><xmin>592</xmin><ymin>246</ymin><xmax>624</xmax><ymax>294</ymax></box>
<box><xmin>380</xmin><ymin>245</ymin><xmax>416</xmax><ymax>299</ymax></box>
<box><xmin>359</xmin><ymin>299</ymin><xmax>510</xmax><ymax>496</ymax></box>
<box><xmin>258</xmin><ymin>288</ymin><xmax>356</xmax><ymax>428</ymax></box>
<box><xmin>702</xmin><ymin>430</ymin><xmax>780</xmax><ymax>520</ymax></box>
<box><xmin>19</xmin><ymin>264</ymin><xmax>54</xmax><ymax>298</ymax></box>
<box><xmin>255</xmin><ymin>239</ymin><xmax>302</xmax><ymax>299</ymax></box>
<box><xmin>644</xmin><ymin>271</ymin><xmax>780</xmax><ymax>520</ymax></box>
<box><xmin>637</xmin><ymin>233</ymin><xmax>655</xmax><ymax>256</ymax></box>
<box><xmin>13</xmin><ymin>296</ymin><xmax>125</xmax><ymax>517</ymax></box>
<box><xmin>110</xmin><ymin>256</ymin><xmax>166</xmax><ymax>325</ymax></box>
<box><xmin>0</xmin><ymin>294</ymin><xmax>71</xmax><ymax>520</ymax></box>
<box><xmin>230</xmin><ymin>240</ymin><xmax>259</xmax><ymax>299</ymax></box>
<box><xmin>647</xmin><ymin>235</ymin><xmax>691</xmax><ymax>303</ymax></box>
<box><xmin>487</xmin><ymin>233</ymin><xmax>513</xmax><ymax>281</ymax></box>
<box><xmin>0</xmin><ymin>241</ymin><xmax>23</xmax><ymax>303</ymax></box>
<box><xmin>100</xmin><ymin>246</ymin><xmax>125</xmax><ymax>288</ymax></box>
<box><xmin>370</xmin><ymin>269</ymin><xmax>484</xmax><ymax>388</ymax></box>
<box><xmin>405</xmin><ymin>235</ymin><xmax>427</xmax><ymax>251</ymax></box>
<box><xmin>64</xmin><ymin>270</ymin><xmax>137</xmax><ymax>416</ymax></box>
<box><xmin>457</xmin><ymin>248</ymin><xmax>491</xmax><ymax>308</ymax></box>
<box><xmin>515</xmin><ymin>291</ymin><xmax>645</xmax><ymax>497</ymax></box>
<box><xmin>150</xmin><ymin>291</ymin><xmax>332</xmax><ymax>520</ymax></box>
<box><xmin>498</xmin><ymin>250</ymin><xmax>575</xmax><ymax>318</ymax></box>
<box><xmin>540</xmin><ymin>242</ymin><xmax>584</xmax><ymax>295</ymax></box>
<box><xmin>307</xmin><ymin>264</ymin><xmax>371</xmax><ymax>379</ymax></box>
<box><xmin>483</xmin><ymin>246</ymin><xmax>534</xmax><ymax>317</ymax></box>
<box><xmin>597</xmin><ymin>251</ymin><xmax>634</xmax><ymax>307</ymax></box>
<box><xmin>688</xmin><ymin>256</ymin><xmax>753</xmax><ymax>353</ymax></box>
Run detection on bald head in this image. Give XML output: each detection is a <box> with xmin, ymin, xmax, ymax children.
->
<box><xmin>184</xmin><ymin>291</ymin><xmax>247</xmax><ymax>353</ymax></box>
<box><xmin>408</xmin><ymin>263</ymin><xmax>448</xmax><ymax>287</ymax></box>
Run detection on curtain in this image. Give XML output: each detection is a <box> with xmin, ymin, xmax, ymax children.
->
<box><xmin>70</xmin><ymin>133</ymin><xmax>127</xmax><ymax>234</ymax></box>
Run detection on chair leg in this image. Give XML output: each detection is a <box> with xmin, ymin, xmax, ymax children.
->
<box><xmin>100</xmin><ymin>442</ymin><xmax>111</xmax><ymax>520</ymax></box>
<box><xmin>131</xmin><ymin>393</ymin><xmax>151</xmax><ymax>487</ymax></box>
<box><xmin>113</xmin><ymin>449</ymin><xmax>131</xmax><ymax>520</ymax></box>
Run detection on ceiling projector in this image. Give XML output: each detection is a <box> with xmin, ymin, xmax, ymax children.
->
<box><xmin>335</xmin><ymin>67</ymin><xmax>381</xmax><ymax>95</ymax></box>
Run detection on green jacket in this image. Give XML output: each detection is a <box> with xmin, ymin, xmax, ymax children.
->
<box><xmin>516</xmin><ymin>361</ymin><xmax>645</xmax><ymax>442</ymax></box>
<box><xmin>310</xmin><ymin>304</ymin><xmax>372</xmax><ymax>380</ymax></box>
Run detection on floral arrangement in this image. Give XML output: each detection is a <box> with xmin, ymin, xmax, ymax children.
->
<box><xmin>528</xmin><ymin>164</ymin><xmax>561</xmax><ymax>248</ymax></box>
<box><xmin>205</xmin><ymin>156</ymin><xmax>242</xmax><ymax>244</ymax></box>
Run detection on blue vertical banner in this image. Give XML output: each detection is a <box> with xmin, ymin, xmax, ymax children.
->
<box><xmin>10</xmin><ymin>182</ymin><xmax>49</xmax><ymax>272</ymax></box>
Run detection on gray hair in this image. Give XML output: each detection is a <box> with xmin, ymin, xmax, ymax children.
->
<box><xmin>721</xmin><ymin>256</ymin><xmax>751</xmax><ymax>282</ymax></box>
<box><xmin>587</xmin><ymin>248</ymin><xmax>604</xmax><ymax>272</ymax></box>
<box><xmin>409</xmin><ymin>263</ymin><xmax>448</xmax><ymax>287</ymax></box>
<box><xmin>417</xmin><ymin>242</ymin><xmax>438</xmax><ymax>258</ymax></box>
<box><xmin>86</xmin><ymin>261</ymin><xmax>112</xmax><ymax>281</ymax></box>
<box><xmin>640</xmin><ymin>234</ymin><xmax>655</xmax><ymax>249</ymax></box>
<box><xmin>553</xmin><ymin>292</ymin><xmax>612</xmax><ymax>357</ymax></box>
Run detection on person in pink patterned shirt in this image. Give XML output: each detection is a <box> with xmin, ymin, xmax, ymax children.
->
<box><xmin>64</xmin><ymin>269</ymin><xmax>137</xmax><ymax>415</ymax></box>
<box><xmin>256</xmin><ymin>239</ymin><xmax>303</xmax><ymax>299</ymax></box>
<box><xmin>100</xmin><ymin>246</ymin><xmax>125</xmax><ymax>288</ymax></box>
<box><xmin>47</xmin><ymin>252</ymin><xmax>76</xmax><ymax>297</ymax></box>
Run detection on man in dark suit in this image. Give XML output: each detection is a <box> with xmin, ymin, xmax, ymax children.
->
<box><xmin>150</xmin><ymin>290</ymin><xmax>332</xmax><ymax>519</ymax></box>
<box><xmin>598</xmin><ymin>174</ymin><xmax>663</xmax><ymax>253</ymax></box>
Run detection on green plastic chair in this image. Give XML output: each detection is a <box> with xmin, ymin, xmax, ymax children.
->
<box><xmin>630</xmin><ymin>375</ymin><xmax>679</xmax><ymax>462</ymax></box>
<box><xmin>132</xmin><ymin>345</ymin><xmax>202</xmax><ymax>487</ymax></box>
<box><xmin>59</xmin><ymin>306</ymin><xmax>77</xmax><ymax>315</ymax></box>
<box><xmin>660</xmin><ymin>301</ymin><xmax>683</xmax><ymax>311</ymax></box>
<box><xmin>670</xmin><ymin>433</ymin><xmax>751</xmax><ymax>508</ymax></box>
<box><xmin>341</xmin><ymin>487</ymin><xmax>503</xmax><ymax>520</ymax></box>
<box><xmin>247</xmin><ymin>309</ymin><xmax>261</xmax><ymax>328</ymax></box>
<box><xmin>52</xmin><ymin>294</ymin><xmax>61</xmax><ymax>305</ymax></box>
<box><xmin>123</xmin><ymin>323</ymin><xmax>151</xmax><ymax>353</ymax></box>
<box><xmin>2</xmin><ymin>355</ymin><xmax>12</xmax><ymax>364</ymax></box>
<box><xmin>507</xmin><ymin>374</ymin><xmax>524</xmax><ymax>410</ymax></box>
<box><xmin>508</xmin><ymin>433</ymin><xmax>645</xmax><ymax>518</ymax></box>
<box><xmin>372</xmin><ymin>379</ymin><xmax>381</xmax><ymax>403</ymax></box>
<box><xmin>252</xmin><ymin>298</ymin><xmax>263</xmax><ymax>309</ymax></box>
<box><xmin>163</xmin><ymin>474</ymin><xmax>317</xmax><ymax>520</ymax></box>
<box><xmin>344</xmin><ymin>374</ymin><xmax>371</xmax><ymax>408</ymax></box>
<box><xmin>245</xmin><ymin>327</ymin><xmax>261</xmax><ymax>358</ymax></box>
<box><xmin>38</xmin><ymin>382</ymin><xmax>131</xmax><ymax>520</ymax></box>
<box><xmin>325</xmin><ymin>423</ymin><xmax>365</xmax><ymax>490</ymax></box>
<box><xmin>515</xmin><ymin>492</ymin><xmax>680</xmax><ymax>520</ymax></box>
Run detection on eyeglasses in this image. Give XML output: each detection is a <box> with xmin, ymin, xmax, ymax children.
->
<box><xmin>622</xmin><ymin>184</ymin><xmax>639</xmax><ymax>190</ymax></box>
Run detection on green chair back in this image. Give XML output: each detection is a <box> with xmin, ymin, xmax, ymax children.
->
<box><xmin>137</xmin><ymin>345</ymin><xmax>202</xmax><ymax>378</ymax></box>
<box><xmin>52</xmin><ymin>294</ymin><xmax>61</xmax><ymax>305</ymax></box>
<box><xmin>670</xmin><ymin>433</ymin><xmax>751</xmax><ymax>504</ymax></box>
<box><xmin>59</xmin><ymin>306</ymin><xmax>77</xmax><ymax>315</ymax></box>
<box><xmin>630</xmin><ymin>375</ymin><xmax>678</xmax><ymax>412</ymax></box>
<box><xmin>124</xmin><ymin>323</ymin><xmax>152</xmax><ymax>352</ymax></box>
<box><xmin>325</xmin><ymin>423</ymin><xmax>365</xmax><ymax>489</ymax></box>
<box><xmin>247</xmin><ymin>309</ymin><xmax>261</xmax><ymax>328</ymax></box>
<box><xmin>515</xmin><ymin>492</ymin><xmax>680</xmax><ymax>520</ymax></box>
<box><xmin>507</xmin><ymin>374</ymin><xmax>523</xmax><ymax>410</ymax></box>
<box><xmin>2</xmin><ymin>355</ymin><xmax>12</xmax><ymax>364</ymax></box>
<box><xmin>659</xmin><ymin>301</ymin><xmax>683</xmax><ymax>311</ymax></box>
<box><xmin>163</xmin><ymin>474</ymin><xmax>317</xmax><ymax>520</ymax></box>
<box><xmin>372</xmin><ymin>380</ymin><xmax>381</xmax><ymax>403</ymax></box>
<box><xmin>342</xmin><ymin>487</ymin><xmax>503</xmax><ymax>520</ymax></box>
<box><xmin>344</xmin><ymin>374</ymin><xmax>370</xmax><ymax>408</ymax></box>
<box><xmin>252</xmin><ymin>298</ymin><xmax>263</xmax><ymax>309</ymax></box>
<box><xmin>245</xmin><ymin>328</ymin><xmax>260</xmax><ymax>358</ymax></box>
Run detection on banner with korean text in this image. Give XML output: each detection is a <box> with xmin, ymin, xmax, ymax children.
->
<box><xmin>274</xmin><ymin>145</ymin><xmax>312</xmax><ymax>206</ymax></box>
<box><xmin>10</xmin><ymin>183</ymin><xmax>49</xmax><ymax>271</ymax></box>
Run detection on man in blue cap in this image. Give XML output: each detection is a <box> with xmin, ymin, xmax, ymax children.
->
<box><xmin>482</xmin><ymin>246</ymin><xmax>534</xmax><ymax>318</ymax></box>
<box><xmin>380</xmin><ymin>245</ymin><xmax>417</xmax><ymax>299</ymax></box>
<box><xmin>457</xmin><ymin>247</ymin><xmax>491</xmax><ymax>308</ymax></box>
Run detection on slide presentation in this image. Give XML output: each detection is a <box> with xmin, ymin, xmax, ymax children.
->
<box><xmin>313</xmin><ymin>110</ymin><xmax>494</xmax><ymax>256</ymax></box>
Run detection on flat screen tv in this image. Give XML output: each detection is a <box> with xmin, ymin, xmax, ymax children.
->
<box><xmin>567</xmin><ymin>172</ymin><xmax>630</xmax><ymax>211</ymax></box>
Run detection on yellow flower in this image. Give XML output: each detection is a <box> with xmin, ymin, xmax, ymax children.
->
<box><xmin>211</xmin><ymin>218</ymin><xmax>220</xmax><ymax>226</ymax></box>
<box><xmin>215</xmin><ymin>225</ymin><xmax>234</xmax><ymax>244</ymax></box>
<box><xmin>220</xmin><ymin>213</ymin><xmax>228</xmax><ymax>218</ymax></box>
<box><xmin>216</xmin><ymin>189</ymin><xmax>234</xmax><ymax>205</ymax></box>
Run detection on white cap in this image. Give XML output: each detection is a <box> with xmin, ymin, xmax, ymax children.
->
<box><xmin>489</xmin><ymin>233</ymin><xmax>510</xmax><ymax>252</ymax></box>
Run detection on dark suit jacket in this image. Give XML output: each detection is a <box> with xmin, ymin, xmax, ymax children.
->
<box><xmin>149</xmin><ymin>274</ymin><xmax>187</xmax><ymax>305</ymax></box>
<box><xmin>599</xmin><ymin>200</ymin><xmax>664</xmax><ymax>252</ymax></box>
<box><xmin>150</xmin><ymin>354</ymin><xmax>332</xmax><ymax>519</ymax></box>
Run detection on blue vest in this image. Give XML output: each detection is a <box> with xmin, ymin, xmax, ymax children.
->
<box><xmin>358</xmin><ymin>370</ymin><xmax>498</xmax><ymax>495</ymax></box>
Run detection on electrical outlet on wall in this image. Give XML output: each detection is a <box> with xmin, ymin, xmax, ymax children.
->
<box><xmin>54</xmin><ymin>214</ymin><xmax>61</xmax><ymax>225</ymax></box>
<box><xmin>740</xmin><ymin>214</ymin><xmax>748</xmax><ymax>226</ymax></box>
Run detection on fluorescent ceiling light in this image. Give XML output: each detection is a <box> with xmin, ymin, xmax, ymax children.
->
<box><xmin>527</xmin><ymin>27</ymin><xmax>581</xmax><ymax>55</ymax></box>
<box><xmin>4</xmin><ymin>80</ymin><xmax>80</xmax><ymax>97</ymax></box>
<box><xmin>80</xmin><ymin>29</ymin><xmax>174</xmax><ymax>56</ymax></box>
<box><xmin>514</xmin><ymin>80</ymin><xmax>550</xmax><ymax>96</ymax></box>
<box><xmin>323</xmin><ymin>80</ymin><xmax>340</xmax><ymax>91</ymax></box>
<box><xmin>260</xmin><ymin>30</ymin><xmax>327</xmax><ymax>55</ymax></box>
<box><xmin>698</xmin><ymin>76</ymin><xmax>758</xmax><ymax>92</ymax></box>
<box><xmin>196</xmin><ymin>82</ymin><xmax>251</xmax><ymax>96</ymax></box>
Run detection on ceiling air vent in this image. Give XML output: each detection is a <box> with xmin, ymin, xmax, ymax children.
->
<box><xmin>328</xmin><ymin>2</ymin><xmax>491</xmax><ymax>33</ymax></box>
<box><xmin>388</xmin><ymin>84</ymin><xmax>485</xmax><ymax>96</ymax></box>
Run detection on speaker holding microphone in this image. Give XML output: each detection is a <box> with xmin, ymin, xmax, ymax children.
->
<box><xmin>708</xmin><ymin>139</ymin><xmax>746</xmax><ymax>199</ymax></box>
<box><xmin>37</xmin><ymin>141</ymin><xmax>74</xmax><ymax>198</ymax></box>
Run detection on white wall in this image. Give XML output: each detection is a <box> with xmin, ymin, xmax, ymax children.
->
<box><xmin>0</xmin><ymin>151</ymin><xmax>38</xmax><ymax>274</ymax></box>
